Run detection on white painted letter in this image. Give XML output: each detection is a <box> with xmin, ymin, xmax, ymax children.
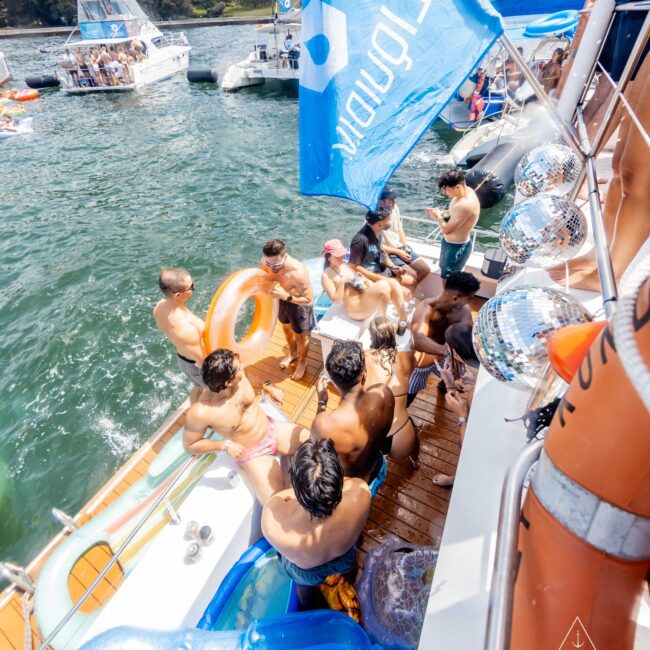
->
<box><xmin>380</xmin><ymin>5</ymin><xmax>417</xmax><ymax>35</ymax></box>
<box><xmin>355</xmin><ymin>79</ymin><xmax>382</xmax><ymax>105</ymax></box>
<box><xmin>416</xmin><ymin>0</ymin><xmax>432</xmax><ymax>24</ymax></box>
<box><xmin>361</xmin><ymin>50</ymin><xmax>395</xmax><ymax>94</ymax></box>
<box><xmin>371</xmin><ymin>22</ymin><xmax>413</xmax><ymax>71</ymax></box>
<box><xmin>332</xmin><ymin>124</ymin><xmax>357</xmax><ymax>155</ymax></box>
<box><xmin>345</xmin><ymin>90</ymin><xmax>377</xmax><ymax>128</ymax></box>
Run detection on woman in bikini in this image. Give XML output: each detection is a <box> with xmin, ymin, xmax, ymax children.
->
<box><xmin>321</xmin><ymin>239</ymin><xmax>399</xmax><ymax>321</ymax></box>
<box><xmin>364</xmin><ymin>316</ymin><xmax>418</xmax><ymax>463</ymax></box>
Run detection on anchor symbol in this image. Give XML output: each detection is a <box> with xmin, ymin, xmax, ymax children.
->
<box><xmin>572</xmin><ymin>629</ymin><xmax>584</xmax><ymax>648</ymax></box>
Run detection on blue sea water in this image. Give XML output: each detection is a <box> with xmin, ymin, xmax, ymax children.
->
<box><xmin>0</xmin><ymin>24</ymin><xmax>507</xmax><ymax>568</ymax></box>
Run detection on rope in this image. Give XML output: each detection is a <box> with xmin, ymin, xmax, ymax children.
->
<box><xmin>21</xmin><ymin>592</ymin><xmax>33</xmax><ymax>650</ymax></box>
<box><xmin>613</xmin><ymin>255</ymin><xmax>650</xmax><ymax>412</ymax></box>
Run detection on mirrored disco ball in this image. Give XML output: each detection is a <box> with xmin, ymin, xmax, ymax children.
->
<box><xmin>515</xmin><ymin>143</ymin><xmax>582</xmax><ymax>197</ymax></box>
<box><xmin>472</xmin><ymin>285</ymin><xmax>592</xmax><ymax>391</ymax></box>
<box><xmin>499</xmin><ymin>194</ymin><xmax>588</xmax><ymax>267</ymax></box>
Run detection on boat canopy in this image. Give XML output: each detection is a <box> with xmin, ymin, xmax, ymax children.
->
<box><xmin>77</xmin><ymin>0</ymin><xmax>149</xmax><ymax>23</ymax></box>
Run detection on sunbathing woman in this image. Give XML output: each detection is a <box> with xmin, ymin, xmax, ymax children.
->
<box><xmin>321</xmin><ymin>239</ymin><xmax>407</xmax><ymax>322</ymax></box>
<box><xmin>364</xmin><ymin>316</ymin><xmax>418</xmax><ymax>462</ymax></box>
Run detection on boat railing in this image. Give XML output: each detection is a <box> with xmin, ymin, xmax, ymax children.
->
<box><xmin>38</xmin><ymin>450</ymin><xmax>203</xmax><ymax>649</ymax></box>
<box><xmin>153</xmin><ymin>31</ymin><xmax>189</xmax><ymax>48</ymax></box>
<box><xmin>484</xmin><ymin>440</ymin><xmax>544</xmax><ymax>650</ymax></box>
<box><xmin>401</xmin><ymin>214</ymin><xmax>492</xmax><ymax>253</ymax></box>
<box><xmin>57</xmin><ymin>61</ymin><xmax>137</xmax><ymax>89</ymax></box>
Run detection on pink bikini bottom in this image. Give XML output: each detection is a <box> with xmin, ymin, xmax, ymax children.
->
<box><xmin>236</xmin><ymin>417</ymin><xmax>277</xmax><ymax>464</ymax></box>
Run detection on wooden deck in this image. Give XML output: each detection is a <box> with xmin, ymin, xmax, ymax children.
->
<box><xmin>0</xmin><ymin>312</ymin><xmax>471</xmax><ymax>648</ymax></box>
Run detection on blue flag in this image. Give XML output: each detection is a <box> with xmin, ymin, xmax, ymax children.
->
<box><xmin>299</xmin><ymin>0</ymin><xmax>504</xmax><ymax>209</ymax></box>
<box><xmin>277</xmin><ymin>0</ymin><xmax>293</xmax><ymax>12</ymax></box>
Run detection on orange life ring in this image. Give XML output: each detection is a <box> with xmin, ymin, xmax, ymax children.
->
<box><xmin>14</xmin><ymin>89</ymin><xmax>39</xmax><ymax>101</ymax></box>
<box><xmin>203</xmin><ymin>268</ymin><xmax>278</xmax><ymax>367</ymax></box>
<box><xmin>511</xmin><ymin>278</ymin><xmax>650</xmax><ymax>649</ymax></box>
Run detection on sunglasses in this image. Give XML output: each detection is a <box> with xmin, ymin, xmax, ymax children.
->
<box><xmin>262</xmin><ymin>254</ymin><xmax>287</xmax><ymax>271</ymax></box>
<box><xmin>176</xmin><ymin>282</ymin><xmax>194</xmax><ymax>293</ymax></box>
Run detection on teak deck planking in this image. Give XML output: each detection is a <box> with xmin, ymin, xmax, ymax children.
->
<box><xmin>0</xmin><ymin>304</ymin><xmax>480</xmax><ymax>647</ymax></box>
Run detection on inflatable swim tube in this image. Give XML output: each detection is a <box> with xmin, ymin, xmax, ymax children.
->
<box><xmin>203</xmin><ymin>268</ymin><xmax>278</xmax><ymax>366</ymax></box>
<box><xmin>14</xmin><ymin>88</ymin><xmax>39</xmax><ymax>101</ymax></box>
<box><xmin>81</xmin><ymin>611</ymin><xmax>375</xmax><ymax>650</ymax></box>
<box><xmin>198</xmin><ymin>537</ymin><xmax>298</xmax><ymax>631</ymax></box>
<box><xmin>524</xmin><ymin>10</ymin><xmax>578</xmax><ymax>38</ymax></box>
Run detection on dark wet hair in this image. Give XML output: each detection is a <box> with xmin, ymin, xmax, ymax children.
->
<box><xmin>365</xmin><ymin>206</ymin><xmax>390</xmax><ymax>225</ymax></box>
<box><xmin>290</xmin><ymin>438</ymin><xmax>343</xmax><ymax>520</ymax></box>
<box><xmin>445</xmin><ymin>323</ymin><xmax>479</xmax><ymax>368</ymax></box>
<box><xmin>202</xmin><ymin>349</ymin><xmax>239</xmax><ymax>393</ymax></box>
<box><xmin>326</xmin><ymin>340</ymin><xmax>364</xmax><ymax>392</ymax></box>
<box><xmin>369</xmin><ymin>316</ymin><xmax>396</xmax><ymax>375</ymax></box>
<box><xmin>158</xmin><ymin>267</ymin><xmax>191</xmax><ymax>295</ymax></box>
<box><xmin>323</xmin><ymin>252</ymin><xmax>332</xmax><ymax>270</ymax></box>
<box><xmin>262</xmin><ymin>239</ymin><xmax>286</xmax><ymax>257</ymax></box>
<box><xmin>438</xmin><ymin>169</ymin><xmax>466</xmax><ymax>189</ymax></box>
<box><xmin>445</xmin><ymin>271</ymin><xmax>480</xmax><ymax>296</ymax></box>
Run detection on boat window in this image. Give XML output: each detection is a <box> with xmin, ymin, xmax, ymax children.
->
<box><xmin>80</xmin><ymin>1</ymin><xmax>108</xmax><ymax>21</ymax></box>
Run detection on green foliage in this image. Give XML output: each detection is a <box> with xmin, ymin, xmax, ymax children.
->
<box><xmin>205</xmin><ymin>2</ymin><xmax>226</xmax><ymax>17</ymax></box>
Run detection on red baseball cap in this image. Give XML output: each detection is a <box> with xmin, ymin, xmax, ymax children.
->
<box><xmin>322</xmin><ymin>239</ymin><xmax>347</xmax><ymax>257</ymax></box>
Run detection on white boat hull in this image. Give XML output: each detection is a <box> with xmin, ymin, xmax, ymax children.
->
<box><xmin>221</xmin><ymin>62</ymin><xmax>299</xmax><ymax>91</ymax></box>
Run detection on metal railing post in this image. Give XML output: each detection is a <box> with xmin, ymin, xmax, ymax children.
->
<box><xmin>485</xmin><ymin>439</ymin><xmax>544</xmax><ymax>650</ymax></box>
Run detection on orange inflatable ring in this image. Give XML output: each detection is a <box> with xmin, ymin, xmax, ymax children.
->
<box><xmin>203</xmin><ymin>268</ymin><xmax>278</xmax><ymax>367</ymax></box>
<box><xmin>15</xmin><ymin>89</ymin><xmax>39</xmax><ymax>101</ymax></box>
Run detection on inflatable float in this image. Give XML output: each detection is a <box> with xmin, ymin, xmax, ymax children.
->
<box><xmin>34</xmin><ymin>429</ymin><xmax>214</xmax><ymax>649</ymax></box>
<box><xmin>80</xmin><ymin>611</ymin><xmax>375</xmax><ymax>649</ymax></box>
<box><xmin>198</xmin><ymin>537</ymin><xmax>299</xmax><ymax>631</ymax></box>
<box><xmin>14</xmin><ymin>88</ymin><xmax>39</xmax><ymax>101</ymax></box>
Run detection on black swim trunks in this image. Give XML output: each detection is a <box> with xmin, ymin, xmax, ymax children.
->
<box><xmin>278</xmin><ymin>299</ymin><xmax>315</xmax><ymax>334</ymax></box>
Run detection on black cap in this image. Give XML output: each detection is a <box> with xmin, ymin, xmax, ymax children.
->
<box><xmin>381</xmin><ymin>186</ymin><xmax>398</xmax><ymax>200</ymax></box>
<box><xmin>366</xmin><ymin>208</ymin><xmax>389</xmax><ymax>225</ymax></box>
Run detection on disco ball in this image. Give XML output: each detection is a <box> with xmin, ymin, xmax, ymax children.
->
<box><xmin>472</xmin><ymin>285</ymin><xmax>592</xmax><ymax>391</ymax></box>
<box><xmin>515</xmin><ymin>143</ymin><xmax>582</xmax><ymax>197</ymax></box>
<box><xmin>499</xmin><ymin>194</ymin><xmax>588</xmax><ymax>267</ymax></box>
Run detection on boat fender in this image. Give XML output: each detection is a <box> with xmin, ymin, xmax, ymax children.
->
<box><xmin>511</xmin><ymin>276</ymin><xmax>650</xmax><ymax>650</ymax></box>
<box><xmin>25</xmin><ymin>74</ymin><xmax>60</xmax><ymax>89</ymax></box>
<box><xmin>203</xmin><ymin>268</ymin><xmax>278</xmax><ymax>367</ymax></box>
<box><xmin>81</xmin><ymin>611</ymin><xmax>376</xmax><ymax>650</ymax></box>
<box><xmin>466</xmin><ymin>140</ymin><xmax>531</xmax><ymax>209</ymax></box>
<box><xmin>187</xmin><ymin>68</ymin><xmax>218</xmax><ymax>84</ymax></box>
<box><xmin>524</xmin><ymin>10</ymin><xmax>579</xmax><ymax>38</ymax></box>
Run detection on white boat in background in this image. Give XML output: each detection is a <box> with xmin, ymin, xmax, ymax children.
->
<box><xmin>0</xmin><ymin>51</ymin><xmax>11</xmax><ymax>86</ymax></box>
<box><xmin>0</xmin><ymin>117</ymin><xmax>33</xmax><ymax>139</ymax></box>
<box><xmin>57</xmin><ymin>0</ymin><xmax>190</xmax><ymax>94</ymax></box>
<box><xmin>221</xmin><ymin>7</ymin><xmax>301</xmax><ymax>91</ymax></box>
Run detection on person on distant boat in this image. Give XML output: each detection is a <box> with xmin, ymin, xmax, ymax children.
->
<box><xmin>364</xmin><ymin>317</ymin><xmax>418</xmax><ymax>464</ymax></box>
<box><xmin>541</xmin><ymin>48</ymin><xmax>565</xmax><ymax>95</ymax></box>
<box><xmin>75</xmin><ymin>48</ymin><xmax>95</xmax><ymax>87</ymax></box>
<box><xmin>426</xmin><ymin>169</ymin><xmax>480</xmax><ymax>282</ymax></box>
<box><xmin>261</xmin><ymin>239</ymin><xmax>314</xmax><ymax>381</ymax></box>
<box><xmin>312</xmin><ymin>340</ymin><xmax>394</xmax><ymax>495</ymax></box>
<box><xmin>348</xmin><ymin>209</ymin><xmax>411</xmax><ymax>321</ymax></box>
<box><xmin>504</xmin><ymin>46</ymin><xmax>524</xmax><ymax>93</ymax></box>
<box><xmin>430</xmin><ymin>323</ymin><xmax>479</xmax><ymax>488</ymax></box>
<box><xmin>99</xmin><ymin>46</ymin><xmax>116</xmax><ymax>85</ymax></box>
<box><xmin>88</xmin><ymin>48</ymin><xmax>102</xmax><ymax>86</ymax></box>
<box><xmin>262</xmin><ymin>438</ymin><xmax>371</xmax><ymax>592</ymax></box>
<box><xmin>408</xmin><ymin>272</ymin><xmax>479</xmax><ymax>405</ymax></box>
<box><xmin>0</xmin><ymin>115</ymin><xmax>18</xmax><ymax>131</ymax></box>
<box><xmin>117</xmin><ymin>45</ymin><xmax>132</xmax><ymax>84</ymax></box>
<box><xmin>154</xmin><ymin>267</ymin><xmax>207</xmax><ymax>403</ymax></box>
<box><xmin>378</xmin><ymin>186</ymin><xmax>431</xmax><ymax>285</ymax></box>
<box><xmin>62</xmin><ymin>48</ymin><xmax>79</xmax><ymax>86</ymax></box>
<box><xmin>321</xmin><ymin>239</ymin><xmax>398</xmax><ymax>322</ymax></box>
<box><xmin>183</xmin><ymin>348</ymin><xmax>309</xmax><ymax>504</ymax></box>
<box><xmin>108</xmin><ymin>46</ymin><xmax>123</xmax><ymax>85</ymax></box>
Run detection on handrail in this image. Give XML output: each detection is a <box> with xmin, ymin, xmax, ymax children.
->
<box><xmin>39</xmin><ymin>452</ymin><xmax>201</xmax><ymax>649</ymax></box>
<box><xmin>484</xmin><ymin>439</ymin><xmax>544</xmax><ymax>650</ymax></box>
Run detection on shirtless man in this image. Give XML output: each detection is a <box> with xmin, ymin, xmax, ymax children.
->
<box><xmin>426</xmin><ymin>169</ymin><xmax>480</xmax><ymax>283</ymax></box>
<box><xmin>261</xmin><ymin>239</ymin><xmax>314</xmax><ymax>381</ymax></box>
<box><xmin>408</xmin><ymin>271</ymin><xmax>480</xmax><ymax>404</ymax></box>
<box><xmin>153</xmin><ymin>267</ymin><xmax>206</xmax><ymax>403</ymax></box>
<box><xmin>312</xmin><ymin>340</ymin><xmax>394</xmax><ymax>495</ymax></box>
<box><xmin>262</xmin><ymin>438</ymin><xmax>371</xmax><ymax>594</ymax></box>
<box><xmin>183</xmin><ymin>348</ymin><xmax>308</xmax><ymax>504</ymax></box>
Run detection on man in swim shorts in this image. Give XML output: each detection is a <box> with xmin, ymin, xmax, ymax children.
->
<box><xmin>154</xmin><ymin>267</ymin><xmax>207</xmax><ymax>403</ymax></box>
<box><xmin>408</xmin><ymin>271</ymin><xmax>479</xmax><ymax>405</ymax></box>
<box><xmin>261</xmin><ymin>239</ymin><xmax>314</xmax><ymax>381</ymax></box>
<box><xmin>312</xmin><ymin>340</ymin><xmax>394</xmax><ymax>496</ymax></box>
<box><xmin>262</xmin><ymin>438</ymin><xmax>371</xmax><ymax>592</ymax></box>
<box><xmin>426</xmin><ymin>169</ymin><xmax>480</xmax><ymax>282</ymax></box>
<box><xmin>183</xmin><ymin>349</ymin><xmax>309</xmax><ymax>504</ymax></box>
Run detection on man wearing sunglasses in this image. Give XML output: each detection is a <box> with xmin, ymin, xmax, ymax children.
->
<box><xmin>154</xmin><ymin>267</ymin><xmax>206</xmax><ymax>403</ymax></box>
<box><xmin>261</xmin><ymin>239</ymin><xmax>314</xmax><ymax>381</ymax></box>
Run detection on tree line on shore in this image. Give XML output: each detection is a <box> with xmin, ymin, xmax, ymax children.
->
<box><xmin>0</xmin><ymin>0</ymin><xmax>274</xmax><ymax>28</ymax></box>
